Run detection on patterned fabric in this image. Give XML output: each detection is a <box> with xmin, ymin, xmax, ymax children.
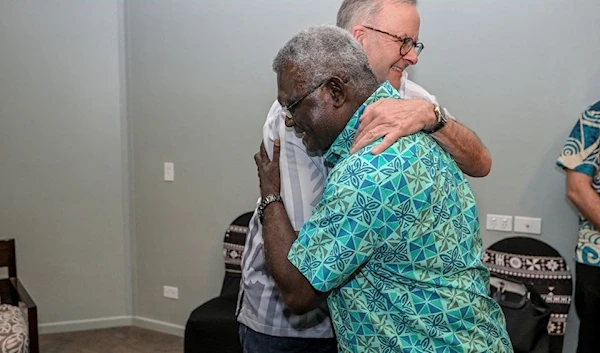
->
<box><xmin>483</xmin><ymin>248</ymin><xmax>572</xmax><ymax>336</ymax></box>
<box><xmin>224</xmin><ymin>223</ymin><xmax>249</xmax><ymax>275</ymax></box>
<box><xmin>557</xmin><ymin>100</ymin><xmax>600</xmax><ymax>266</ymax></box>
<box><xmin>0</xmin><ymin>304</ymin><xmax>28</xmax><ymax>353</ymax></box>
<box><xmin>288</xmin><ymin>82</ymin><xmax>513</xmax><ymax>353</ymax></box>
<box><xmin>237</xmin><ymin>71</ymin><xmax>441</xmax><ymax>338</ymax></box>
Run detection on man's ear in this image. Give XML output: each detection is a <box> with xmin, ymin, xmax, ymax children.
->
<box><xmin>325</xmin><ymin>77</ymin><xmax>347</xmax><ymax>108</ymax></box>
<box><xmin>351</xmin><ymin>25</ymin><xmax>366</xmax><ymax>45</ymax></box>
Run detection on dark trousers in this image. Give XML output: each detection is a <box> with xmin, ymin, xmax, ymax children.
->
<box><xmin>238</xmin><ymin>324</ymin><xmax>338</xmax><ymax>353</ymax></box>
<box><xmin>575</xmin><ymin>262</ymin><xmax>600</xmax><ymax>353</ymax></box>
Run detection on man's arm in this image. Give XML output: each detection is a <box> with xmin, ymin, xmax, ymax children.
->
<box><xmin>566</xmin><ymin>170</ymin><xmax>600</xmax><ymax>230</ymax></box>
<box><xmin>351</xmin><ymin>98</ymin><xmax>492</xmax><ymax>177</ymax></box>
<box><xmin>430</xmin><ymin>117</ymin><xmax>492</xmax><ymax>178</ymax></box>
<box><xmin>254</xmin><ymin>141</ymin><xmax>326</xmax><ymax>315</ymax></box>
<box><xmin>262</xmin><ymin>202</ymin><xmax>326</xmax><ymax>314</ymax></box>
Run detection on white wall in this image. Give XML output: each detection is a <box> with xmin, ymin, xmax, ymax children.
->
<box><xmin>128</xmin><ymin>2</ymin><xmax>600</xmax><ymax>350</ymax></box>
<box><xmin>127</xmin><ymin>0</ymin><xmax>342</xmax><ymax>328</ymax></box>
<box><xmin>412</xmin><ymin>2</ymin><xmax>600</xmax><ymax>350</ymax></box>
<box><xmin>0</xmin><ymin>0</ymin><xmax>132</xmax><ymax>329</ymax></box>
<box><xmin>2</xmin><ymin>1</ymin><xmax>598</xmax><ymax>351</ymax></box>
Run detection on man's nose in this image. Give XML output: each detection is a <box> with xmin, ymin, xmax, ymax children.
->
<box><xmin>403</xmin><ymin>47</ymin><xmax>419</xmax><ymax>66</ymax></box>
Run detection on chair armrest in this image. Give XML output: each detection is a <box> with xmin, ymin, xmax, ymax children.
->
<box><xmin>8</xmin><ymin>278</ymin><xmax>36</xmax><ymax>309</ymax></box>
<box><xmin>8</xmin><ymin>278</ymin><xmax>39</xmax><ymax>353</ymax></box>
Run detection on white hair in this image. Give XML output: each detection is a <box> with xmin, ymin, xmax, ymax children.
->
<box><xmin>272</xmin><ymin>25</ymin><xmax>377</xmax><ymax>96</ymax></box>
<box><xmin>336</xmin><ymin>0</ymin><xmax>417</xmax><ymax>31</ymax></box>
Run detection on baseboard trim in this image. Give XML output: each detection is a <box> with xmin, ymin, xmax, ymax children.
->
<box><xmin>133</xmin><ymin>316</ymin><xmax>185</xmax><ymax>337</ymax></box>
<box><xmin>39</xmin><ymin>315</ymin><xmax>185</xmax><ymax>337</ymax></box>
<box><xmin>39</xmin><ymin>316</ymin><xmax>133</xmax><ymax>334</ymax></box>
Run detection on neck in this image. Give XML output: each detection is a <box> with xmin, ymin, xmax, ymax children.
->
<box><xmin>341</xmin><ymin>92</ymin><xmax>371</xmax><ymax>124</ymax></box>
<box><xmin>338</xmin><ymin>81</ymin><xmax>380</xmax><ymax>131</ymax></box>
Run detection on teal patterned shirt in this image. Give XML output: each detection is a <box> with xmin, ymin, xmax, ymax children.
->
<box><xmin>557</xmin><ymin>100</ymin><xmax>600</xmax><ymax>266</ymax></box>
<box><xmin>288</xmin><ymin>82</ymin><xmax>512</xmax><ymax>353</ymax></box>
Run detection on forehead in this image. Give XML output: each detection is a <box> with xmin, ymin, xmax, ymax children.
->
<box><xmin>277</xmin><ymin>64</ymin><xmax>303</xmax><ymax>103</ymax></box>
<box><xmin>376</xmin><ymin>2</ymin><xmax>420</xmax><ymax>37</ymax></box>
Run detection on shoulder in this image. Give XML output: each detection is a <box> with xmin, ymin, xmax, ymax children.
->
<box><xmin>264</xmin><ymin>100</ymin><xmax>284</xmax><ymax>127</ymax></box>
<box><xmin>262</xmin><ymin>100</ymin><xmax>304</xmax><ymax>152</ymax></box>
<box><xmin>584</xmin><ymin>99</ymin><xmax>600</xmax><ymax>120</ymax></box>
<box><xmin>403</xmin><ymin>78</ymin><xmax>438</xmax><ymax>104</ymax></box>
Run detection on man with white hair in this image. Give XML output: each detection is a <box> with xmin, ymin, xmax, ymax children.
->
<box><xmin>237</xmin><ymin>1</ymin><xmax>494</xmax><ymax>352</ymax></box>
<box><xmin>254</xmin><ymin>24</ymin><xmax>512</xmax><ymax>353</ymax></box>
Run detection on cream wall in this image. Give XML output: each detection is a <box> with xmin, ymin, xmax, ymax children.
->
<box><xmin>0</xmin><ymin>0</ymin><xmax>132</xmax><ymax>330</ymax></box>
<box><xmin>2</xmin><ymin>2</ymin><xmax>600</xmax><ymax>352</ymax></box>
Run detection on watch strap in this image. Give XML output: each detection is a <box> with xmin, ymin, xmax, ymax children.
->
<box><xmin>423</xmin><ymin>104</ymin><xmax>448</xmax><ymax>134</ymax></box>
<box><xmin>258</xmin><ymin>194</ymin><xmax>283</xmax><ymax>224</ymax></box>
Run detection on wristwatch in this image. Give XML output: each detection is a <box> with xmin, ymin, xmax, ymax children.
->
<box><xmin>423</xmin><ymin>103</ymin><xmax>448</xmax><ymax>134</ymax></box>
<box><xmin>257</xmin><ymin>194</ymin><xmax>283</xmax><ymax>224</ymax></box>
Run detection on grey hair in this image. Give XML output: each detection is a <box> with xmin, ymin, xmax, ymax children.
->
<box><xmin>272</xmin><ymin>25</ymin><xmax>377</xmax><ymax>97</ymax></box>
<box><xmin>336</xmin><ymin>0</ymin><xmax>417</xmax><ymax>31</ymax></box>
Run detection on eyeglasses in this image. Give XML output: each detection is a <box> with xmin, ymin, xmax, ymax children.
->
<box><xmin>363</xmin><ymin>25</ymin><xmax>424</xmax><ymax>57</ymax></box>
<box><xmin>281</xmin><ymin>80</ymin><xmax>327</xmax><ymax>119</ymax></box>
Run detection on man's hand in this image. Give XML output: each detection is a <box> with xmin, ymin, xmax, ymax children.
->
<box><xmin>350</xmin><ymin>97</ymin><xmax>492</xmax><ymax>177</ymax></box>
<box><xmin>255</xmin><ymin>139</ymin><xmax>325</xmax><ymax>314</ymax></box>
<box><xmin>254</xmin><ymin>139</ymin><xmax>281</xmax><ymax>198</ymax></box>
<box><xmin>351</xmin><ymin>98</ymin><xmax>434</xmax><ymax>154</ymax></box>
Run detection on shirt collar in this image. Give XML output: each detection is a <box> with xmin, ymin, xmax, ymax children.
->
<box><xmin>323</xmin><ymin>81</ymin><xmax>402</xmax><ymax>165</ymax></box>
<box><xmin>399</xmin><ymin>70</ymin><xmax>408</xmax><ymax>98</ymax></box>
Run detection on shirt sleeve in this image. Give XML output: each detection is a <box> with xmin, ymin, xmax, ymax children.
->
<box><xmin>402</xmin><ymin>78</ymin><xmax>459</xmax><ymax>121</ymax></box>
<box><xmin>287</xmin><ymin>154</ymin><xmax>393</xmax><ymax>292</ymax></box>
<box><xmin>263</xmin><ymin>100</ymin><xmax>328</xmax><ymax>231</ymax></box>
<box><xmin>557</xmin><ymin>102</ymin><xmax>600</xmax><ymax>177</ymax></box>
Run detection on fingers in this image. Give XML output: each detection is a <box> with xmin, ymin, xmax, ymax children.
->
<box><xmin>259</xmin><ymin>141</ymin><xmax>267</xmax><ymax>157</ymax></box>
<box><xmin>351</xmin><ymin>124</ymin><xmax>388</xmax><ymax>154</ymax></box>
<box><xmin>254</xmin><ymin>151</ymin><xmax>260</xmax><ymax>165</ymax></box>
<box><xmin>351</xmin><ymin>131</ymin><xmax>375</xmax><ymax>154</ymax></box>
<box><xmin>255</xmin><ymin>140</ymin><xmax>281</xmax><ymax>164</ymax></box>
<box><xmin>358</xmin><ymin>101</ymin><xmax>378</xmax><ymax>125</ymax></box>
<box><xmin>371</xmin><ymin>134</ymin><xmax>397</xmax><ymax>155</ymax></box>
<box><xmin>272</xmin><ymin>139</ymin><xmax>280</xmax><ymax>162</ymax></box>
<box><xmin>354</xmin><ymin>107</ymin><xmax>373</xmax><ymax>141</ymax></box>
<box><xmin>254</xmin><ymin>142</ymin><xmax>265</xmax><ymax>166</ymax></box>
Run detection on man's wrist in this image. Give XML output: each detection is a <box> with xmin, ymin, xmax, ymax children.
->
<box><xmin>421</xmin><ymin>101</ymin><xmax>438</xmax><ymax>131</ymax></box>
<box><xmin>423</xmin><ymin>103</ymin><xmax>448</xmax><ymax>134</ymax></box>
<box><xmin>258</xmin><ymin>194</ymin><xmax>283</xmax><ymax>224</ymax></box>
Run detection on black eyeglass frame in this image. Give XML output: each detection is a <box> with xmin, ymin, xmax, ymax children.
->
<box><xmin>281</xmin><ymin>80</ymin><xmax>327</xmax><ymax>119</ymax></box>
<box><xmin>363</xmin><ymin>25</ymin><xmax>424</xmax><ymax>57</ymax></box>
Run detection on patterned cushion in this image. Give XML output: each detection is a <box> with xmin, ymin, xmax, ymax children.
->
<box><xmin>483</xmin><ymin>237</ymin><xmax>573</xmax><ymax>353</ymax></box>
<box><xmin>0</xmin><ymin>304</ymin><xmax>28</xmax><ymax>353</ymax></box>
<box><xmin>223</xmin><ymin>212</ymin><xmax>253</xmax><ymax>275</ymax></box>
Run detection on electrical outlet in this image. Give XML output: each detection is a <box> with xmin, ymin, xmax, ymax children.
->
<box><xmin>486</xmin><ymin>214</ymin><xmax>513</xmax><ymax>232</ymax></box>
<box><xmin>163</xmin><ymin>285</ymin><xmax>178</xmax><ymax>299</ymax></box>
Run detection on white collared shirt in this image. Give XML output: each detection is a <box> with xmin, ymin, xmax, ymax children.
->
<box><xmin>236</xmin><ymin>72</ymin><xmax>441</xmax><ymax>338</ymax></box>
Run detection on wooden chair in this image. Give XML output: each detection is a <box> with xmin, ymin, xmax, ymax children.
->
<box><xmin>0</xmin><ymin>239</ymin><xmax>38</xmax><ymax>353</ymax></box>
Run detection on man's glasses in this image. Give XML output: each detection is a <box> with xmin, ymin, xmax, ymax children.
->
<box><xmin>281</xmin><ymin>80</ymin><xmax>327</xmax><ymax>119</ymax></box>
<box><xmin>363</xmin><ymin>25</ymin><xmax>424</xmax><ymax>57</ymax></box>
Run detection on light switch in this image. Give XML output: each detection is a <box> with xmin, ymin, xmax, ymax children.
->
<box><xmin>514</xmin><ymin>216</ymin><xmax>542</xmax><ymax>235</ymax></box>
<box><xmin>164</xmin><ymin>162</ymin><xmax>174</xmax><ymax>182</ymax></box>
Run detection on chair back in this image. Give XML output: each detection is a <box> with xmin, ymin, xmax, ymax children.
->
<box><xmin>0</xmin><ymin>239</ymin><xmax>17</xmax><ymax>278</ymax></box>
<box><xmin>221</xmin><ymin>211</ymin><xmax>253</xmax><ymax>297</ymax></box>
<box><xmin>483</xmin><ymin>237</ymin><xmax>572</xmax><ymax>353</ymax></box>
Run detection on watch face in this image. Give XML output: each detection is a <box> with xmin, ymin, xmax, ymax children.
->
<box><xmin>423</xmin><ymin>105</ymin><xmax>447</xmax><ymax>134</ymax></box>
<box><xmin>436</xmin><ymin>105</ymin><xmax>448</xmax><ymax>123</ymax></box>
